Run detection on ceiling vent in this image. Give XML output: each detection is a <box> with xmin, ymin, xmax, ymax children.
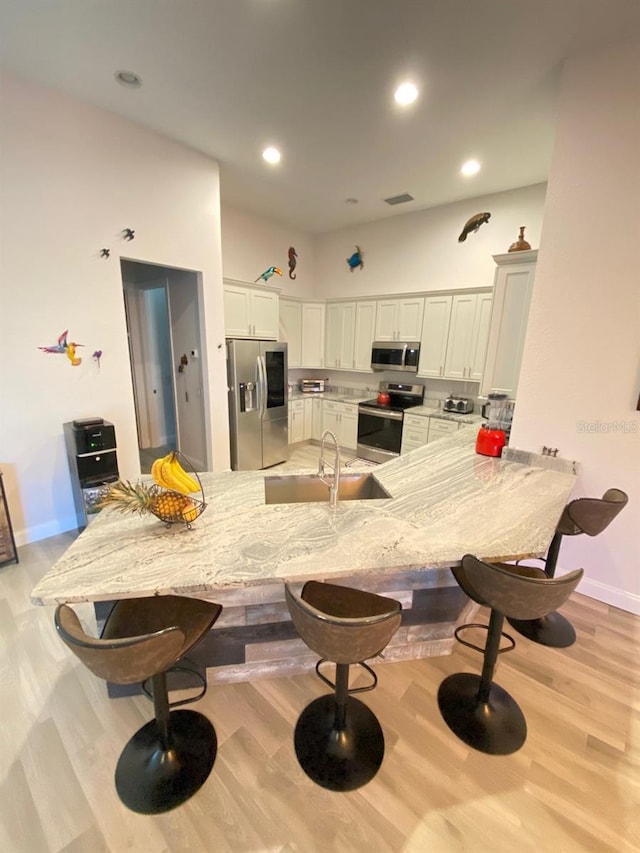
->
<box><xmin>383</xmin><ymin>193</ymin><xmax>414</xmax><ymax>206</ymax></box>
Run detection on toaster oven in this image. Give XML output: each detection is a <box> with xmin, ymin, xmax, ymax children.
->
<box><xmin>300</xmin><ymin>379</ymin><xmax>325</xmax><ymax>393</ymax></box>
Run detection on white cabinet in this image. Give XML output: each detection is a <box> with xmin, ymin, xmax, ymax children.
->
<box><xmin>401</xmin><ymin>413</ymin><xmax>430</xmax><ymax>454</ymax></box>
<box><xmin>303</xmin><ymin>397</ymin><xmax>313</xmax><ymax>439</ymax></box>
<box><xmin>418</xmin><ymin>295</ymin><xmax>453</xmax><ymax>378</ymax></box>
<box><xmin>418</xmin><ymin>290</ymin><xmax>492</xmax><ymax>382</ymax></box>
<box><xmin>375</xmin><ymin>297</ymin><xmax>424</xmax><ymax>342</ymax></box>
<box><xmin>444</xmin><ymin>292</ymin><xmax>493</xmax><ymax>381</ymax></box>
<box><xmin>481</xmin><ymin>250</ymin><xmax>537</xmax><ymax>399</ymax></box>
<box><xmin>325</xmin><ymin>302</ymin><xmax>356</xmax><ymax>369</ymax></box>
<box><xmin>426</xmin><ymin>418</ymin><xmax>459</xmax><ymax>444</ymax></box>
<box><xmin>353</xmin><ymin>300</ymin><xmax>377</xmax><ymax>370</ymax></box>
<box><xmin>325</xmin><ymin>299</ymin><xmax>376</xmax><ymax>371</ymax></box>
<box><xmin>288</xmin><ymin>397</ymin><xmax>314</xmax><ymax>444</ymax></box>
<box><xmin>301</xmin><ymin>303</ymin><xmax>326</xmax><ymax>368</ymax></box>
<box><xmin>279</xmin><ymin>299</ymin><xmax>302</xmax><ymax>367</ymax></box>
<box><xmin>224</xmin><ymin>281</ymin><xmax>279</xmax><ymax>339</ymax></box>
<box><xmin>288</xmin><ymin>399</ymin><xmax>305</xmax><ymax>444</ymax></box>
<box><xmin>279</xmin><ymin>299</ymin><xmax>326</xmax><ymax>367</ymax></box>
<box><xmin>311</xmin><ymin>397</ymin><xmax>323</xmax><ymax>440</ymax></box>
<box><xmin>321</xmin><ymin>400</ymin><xmax>358</xmax><ymax>450</ymax></box>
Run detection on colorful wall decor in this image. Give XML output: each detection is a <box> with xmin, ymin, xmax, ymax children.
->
<box><xmin>458</xmin><ymin>212</ymin><xmax>491</xmax><ymax>242</ymax></box>
<box><xmin>38</xmin><ymin>330</ymin><xmax>83</xmax><ymax>366</ymax></box>
<box><xmin>254</xmin><ymin>265</ymin><xmax>283</xmax><ymax>283</ymax></box>
<box><xmin>288</xmin><ymin>246</ymin><xmax>298</xmax><ymax>279</ymax></box>
<box><xmin>346</xmin><ymin>245</ymin><xmax>364</xmax><ymax>271</ymax></box>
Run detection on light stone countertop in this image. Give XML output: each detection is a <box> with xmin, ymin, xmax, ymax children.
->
<box><xmin>31</xmin><ymin>429</ymin><xmax>577</xmax><ymax>606</ymax></box>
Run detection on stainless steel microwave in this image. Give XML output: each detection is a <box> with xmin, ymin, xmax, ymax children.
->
<box><xmin>371</xmin><ymin>341</ymin><xmax>421</xmax><ymax>372</ymax></box>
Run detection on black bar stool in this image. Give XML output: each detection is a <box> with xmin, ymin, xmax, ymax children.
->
<box><xmin>438</xmin><ymin>555</ymin><xmax>583</xmax><ymax>755</ymax></box>
<box><xmin>55</xmin><ymin>594</ymin><xmax>222</xmax><ymax>814</ymax></box>
<box><xmin>285</xmin><ymin>580</ymin><xmax>402</xmax><ymax>791</ymax></box>
<box><xmin>508</xmin><ymin>488</ymin><xmax>628</xmax><ymax>647</ymax></box>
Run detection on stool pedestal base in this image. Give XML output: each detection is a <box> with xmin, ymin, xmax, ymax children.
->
<box><xmin>294</xmin><ymin>695</ymin><xmax>384</xmax><ymax>791</ymax></box>
<box><xmin>507</xmin><ymin>611</ymin><xmax>576</xmax><ymax>648</ymax></box>
<box><xmin>437</xmin><ymin>673</ymin><xmax>526</xmax><ymax>755</ymax></box>
<box><xmin>115</xmin><ymin>709</ymin><xmax>217</xmax><ymax>814</ymax></box>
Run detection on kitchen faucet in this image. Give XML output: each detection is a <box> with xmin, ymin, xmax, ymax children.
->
<box><xmin>318</xmin><ymin>429</ymin><xmax>341</xmax><ymax>508</ymax></box>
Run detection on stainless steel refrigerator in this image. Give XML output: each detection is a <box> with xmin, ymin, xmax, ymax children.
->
<box><xmin>227</xmin><ymin>339</ymin><xmax>289</xmax><ymax>470</ymax></box>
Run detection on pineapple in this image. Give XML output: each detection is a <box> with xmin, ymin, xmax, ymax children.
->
<box><xmin>97</xmin><ymin>480</ymin><xmax>199</xmax><ymax>523</ymax></box>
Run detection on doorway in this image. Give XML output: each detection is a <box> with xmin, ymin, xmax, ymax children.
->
<box><xmin>121</xmin><ymin>260</ymin><xmax>208</xmax><ymax>474</ymax></box>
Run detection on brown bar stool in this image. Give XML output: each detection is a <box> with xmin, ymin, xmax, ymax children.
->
<box><xmin>55</xmin><ymin>594</ymin><xmax>222</xmax><ymax>814</ymax></box>
<box><xmin>508</xmin><ymin>488</ymin><xmax>628</xmax><ymax>647</ymax></box>
<box><xmin>438</xmin><ymin>554</ymin><xmax>583</xmax><ymax>755</ymax></box>
<box><xmin>285</xmin><ymin>580</ymin><xmax>402</xmax><ymax>791</ymax></box>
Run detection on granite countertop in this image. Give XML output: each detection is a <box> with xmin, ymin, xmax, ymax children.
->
<box><xmin>290</xmin><ymin>392</ymin><xmax>484</xmax><ymax>424</ymax></box>
<box><xmin>31</xmin><ymin>430</ymin><xmax>576</xmax><ymax>606</ymax></box>
<box><xmin>405</xmin><ymin>404</ymin><xmax>485</xmax><ymax>425</ymax></box>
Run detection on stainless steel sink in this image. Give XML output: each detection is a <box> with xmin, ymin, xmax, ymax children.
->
<box><xmin>264</xmin><ymin>472</ymin><xmax>392</xmax><ymax>504</ymax></box>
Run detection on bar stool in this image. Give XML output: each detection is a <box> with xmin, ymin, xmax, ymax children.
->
<box><xmin>285</xmin><ymin>580</ymin><xmax>402</xmax><ymax>791</ymax></box>
<box><xmin>508</xmin><ymin>488</ymin><xmax>628</xmax><ymax>647</ymax></box>
<box><xmin>55</xmin><ymin>594</ymin><xmax>222</xmax><ymax>814</ymax></box>
<box><xmin>438</xmin><ymin>555</ymin><xmax>583</xmax><ymax>755</ymax></box>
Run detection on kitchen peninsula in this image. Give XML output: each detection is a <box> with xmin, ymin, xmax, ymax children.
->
<box><xmin>31</xmin><ymin>430</ymin><xmax>577</xmax><ymax>683</ymax></box>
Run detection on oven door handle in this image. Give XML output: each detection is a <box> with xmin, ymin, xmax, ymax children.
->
<box><xmin>358</xmin><ymin>407</ymin><xmax>404</xmax><ymax>422</ymax></box>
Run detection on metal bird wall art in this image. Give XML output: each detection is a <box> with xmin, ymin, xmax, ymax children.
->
<box><xmin>346</xmin><ymin>245</ymin><xmax>364</xmax><ymax>271</ymax></box>
<box><xmin>288</xmin><ymin>246</ymin><xmax>298</xmax><ymax>280</ymax></box>
<box><xmin>255</xmin><ymin>266</ymin><xmax>283</xmax><ymax>283</ymax></box>
<box><xmin>39</xmin><ymin>330</ymin><xmax>84</xmax><ymax>366</ymax></box>
<box><xmin>458</xmin><ymin>212</ymin><xmax>491</xmax><ymax>242</ymax></box>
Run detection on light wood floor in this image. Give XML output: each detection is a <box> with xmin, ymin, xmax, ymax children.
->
<box><xmin>1</xmin><ymin>452</ymin><xmax>639</xmax><ymax>852</ymax></box>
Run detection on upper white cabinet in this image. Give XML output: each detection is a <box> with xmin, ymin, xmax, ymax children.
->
<box><xmin>353</xmin><ymin>300</ymin><xmax>377</xmax><ymax>370</ymax></box>
<box><xmin>481</xmin><ymin>250</ymin><xmax>537</xmax><ymax>399</ymax></box>
<box><xmin>279</xmin><ymin>299</ymin><xmax>325</xmax><ymax>368</ymax></box>
<box><xmin>325</xmin><ymin>299</ymin><xmax>377</xmax><ymax>371</ymax></box>
<box><xmin>301</xmin><ymin>302</ymin><xmax>326</xmax><ymax>368</ymax></box>
<box><xmin>374</xmin><ymin>297</ymin><xmax>424</xmax><ymax>342</ymax></box>
<box><xmin>418</xmin><ymin>295</ymin><xmax>453</xmax><ymax>378</ymax></box>
<box><xmin>224</xmin><ymin>281</ymin><xmax>279</xmax><ymax>340</ymax></box>
<box><xmin>325</xmin><ymin>302</ymin><xmax>356</xmax><ymax>369</ymax></box>
<box><xmin>279</xmin><ymin>299</ymin><xmax>302</xmax><ymax>367</ymax></box>
<box><xmin>418</xmin><ymin>290</ymin><xmax>492</xmax><ymax>382</ymax></box>
<box><xmin>444</xmin><ymin>292</ymin><xmax>493</xmax><ymax>381</ymax></box>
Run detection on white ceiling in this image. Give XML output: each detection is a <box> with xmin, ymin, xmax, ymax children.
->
<box><xmin>2</xmin><ymin>1</ymin><xmax>639</xmax><ymax>233</ymax></box>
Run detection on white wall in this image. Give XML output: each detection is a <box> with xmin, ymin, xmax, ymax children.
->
<box><xmin>511</xmin><ymin>39</ymin><xmax>640</xmax><ymax>613</ymax></box>
<box><xmin>221</xmin><ymin>204</ymin><xmax>316</xmax><ymax>299</ymax></box>
<box><xmin>0</xmin><ymin>73</ymin><xmax>228</xmax><ymax>546</ymax></box>
<box><xmin>314</xmin><ymin>183</ymin><xmax>547</xmax><ymax>298</ymax></box>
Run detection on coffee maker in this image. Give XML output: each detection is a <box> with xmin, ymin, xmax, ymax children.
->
<box><xmin>476</xmin><ymin>393</ymin><xmax>510</xmax><ymax>457</ymax></box>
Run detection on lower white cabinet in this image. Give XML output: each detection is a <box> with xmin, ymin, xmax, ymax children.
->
<box><xmin>401</xmin><ymin>414</ymin><xmax>430</xmax><ymax>454</ymax></box>
<box><xmin>401</xmin><ymin>413</ymin><xmax>460</xmax><ymax>453</ymax></box>
<box><xmin>288</xmin><ymin>399</ymin><xmax>305</xmax><ymax>444</ymax></box>
<box><xmin>288</xmin><ymin>398</ymin><xmax>315</xmax><ymax>444</ymax></box>
<box><xmin>311</xmin><ymin>397</ymin><xmax>323</xmax><ymax>440</ymax></box>
<box><xmin>321</xmin><ymin>400</ymin><xmax>358</xmax><ymax>450</ymax></box>
<box><xmin>426</xmin><ymin>418</ymin><xmax>459</xmax><ymax>444</ymax></box>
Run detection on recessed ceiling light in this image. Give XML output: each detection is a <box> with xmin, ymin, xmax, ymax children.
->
<box><xmin>394</xmin><ymin>82</ymin><xmax>419</xmax><ymax>106</ymax></box>
<box><xmin>461</xmin><ymin>159</ymin><xmax>481</xmax><ymax>176</ymax></box>
<box><xmin>262</xmin><ymin>146</ymin><xmax>281</xmax><ymax>165</ymax></box>
<box><xmin>114</xmin><ymin>70</ymin><xmax>142</xmax><ymax>88</ymax></box>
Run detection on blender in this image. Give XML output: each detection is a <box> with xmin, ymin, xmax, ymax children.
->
<box><xmin>476</xmin><ymin>392</ymin><xmax>509</xmax><ymax>457</ymax></box>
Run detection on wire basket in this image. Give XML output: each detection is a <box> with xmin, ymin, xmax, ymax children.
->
<box><xmin>149</xmin><ymin>452</ymin><xmax>207</xmax><ymax>529</ymax></box>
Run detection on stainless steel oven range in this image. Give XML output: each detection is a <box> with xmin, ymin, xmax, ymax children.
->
<box><xmin>357</xmin><ymin>382</ymin><xmax>425</xmax><ymax>463</ymax></box>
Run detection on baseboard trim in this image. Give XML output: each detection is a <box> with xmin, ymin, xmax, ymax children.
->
<box><xmin>14</xmin><ymin>517</ymin><xmax>78</xmax><ymax>548</ymax></box>
<box><xmin>578</xmin><ymin>577</ymin><xmax>640</xmax><ymax>615</ymax></box>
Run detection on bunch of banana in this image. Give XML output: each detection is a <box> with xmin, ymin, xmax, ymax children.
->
<box><xmin>151</xmin><ymin>451</ymin><xmax>200</xmax><ymax>494</ymax></box>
